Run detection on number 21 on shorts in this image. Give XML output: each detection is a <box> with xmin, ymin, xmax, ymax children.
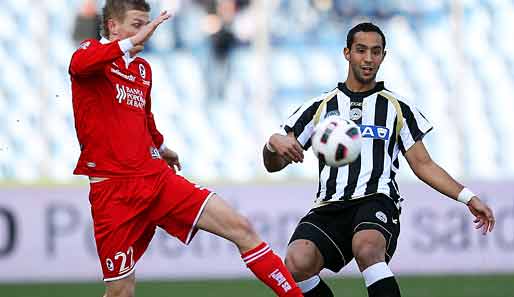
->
<box><xmin>106</xmin><ymin>246</ymin><xmax>134</xmax><ymax>275</ymax></box>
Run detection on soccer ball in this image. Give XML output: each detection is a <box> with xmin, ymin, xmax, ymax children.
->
<box><xmin>311</xmin><ymin>116</ymin><xmax>362</xmax><ymax>167</ymax></box>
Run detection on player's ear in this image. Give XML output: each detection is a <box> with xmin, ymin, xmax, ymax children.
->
<box><xmin>382</xmin><ymin>50</ymin><xmax>387</xmax><ymax>61</ymax></box>
<box><xmin>107</xmin><ymin>19</ymin><xmax>118</xmax><ymax>38</ymax></box>
<box><xmin>343</xmin><ymin>47</ymin><xmax>350</xmax><ymax>61</ymax></box>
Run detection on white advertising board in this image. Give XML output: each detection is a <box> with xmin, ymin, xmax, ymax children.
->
<box><xmin>0</xmin><ymin>181</ymin><xmax>512</xmax><ymax>282</ymax></box>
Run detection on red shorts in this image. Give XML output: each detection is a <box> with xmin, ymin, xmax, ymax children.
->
<box><xmin>88</xmin><ymin>168</ymin><xmax>212</xmax><ymax>281</ymax></box>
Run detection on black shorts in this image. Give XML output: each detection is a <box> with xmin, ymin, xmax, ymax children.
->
<box><xmin>289</xmin><ymin>194</ymin><xmax>400</xmax><ymax>272</ymax></box>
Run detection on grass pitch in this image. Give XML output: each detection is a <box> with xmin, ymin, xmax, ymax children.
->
<box><xmin>0</xmin><ymin>274</ymin><xmax>512</xmax><ymax>297</ymax></box>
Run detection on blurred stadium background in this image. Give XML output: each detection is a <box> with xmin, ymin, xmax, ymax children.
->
<box><xmin>0</xmin><ymin>0</ymin><xmax>513</xmax><ymax>296</ymax></box>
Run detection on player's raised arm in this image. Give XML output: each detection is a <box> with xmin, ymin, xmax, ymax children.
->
<box><xmin>129</xmin><ymin>10</ymin><xmax>171</xmax><ymax>48</ymax></box>
<box><xmin>69</xmin><ymin>38</ymin><xmax>134</xmax><ymax>76</ymax></box>
<box><xmin>404</xmin><ymin>140</ymin><xmax>495</xmax><ymax>234</ymax></box>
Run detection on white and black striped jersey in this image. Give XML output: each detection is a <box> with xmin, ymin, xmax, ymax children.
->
<box><xmin>282</xmin><ymin>82</ymin><xmax>433</xmax><ymax>208</ymax></box>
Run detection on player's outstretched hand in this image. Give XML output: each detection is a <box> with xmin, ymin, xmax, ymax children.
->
<box><xmin>161</xmin><ymin>147</ymin><xmax>182</xmax><ymax>172</ymax></box>
<box><xmin>269</xmin><ymin>133</ymin><xmax>304</xmax><ymax>163</ymax></box>
<box><xmin>130</xmin><ymin>10</ymin><xmax>171</xmax><ymax>46</ymax></box>
<box><xmin>467</xmin><ymin>196</ymin><xmax>495</xmax><ymax>235</ymax></box>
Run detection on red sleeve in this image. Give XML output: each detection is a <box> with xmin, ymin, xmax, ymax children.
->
<box><xmin>146</xmin><ymin>91</ymin><xmax>164</xmax><ymax>148</ymax></box>
<box><xmin>69</xmin><ymin>39</ymin><xmax>124</xmax><ymax>76</ymax></box>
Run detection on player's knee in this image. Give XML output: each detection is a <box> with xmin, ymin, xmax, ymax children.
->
<box><xmin>285</xmin><ymin>241</ymin><xmax>321</xmax><ymax>281</ymax></box>
<box><xmin>353</xmin><ymin>242</ymin><xmax>384</xmax><ymax>269</ymax></box>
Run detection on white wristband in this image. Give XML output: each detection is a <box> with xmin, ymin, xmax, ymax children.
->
<box><xmin>457</xmin><ymin>188</ymin><xmax>475</xmax><ymax>204</ymax></box>
<box><xmin>159</xmin><ymin>144</ymin><xmax>167</xmax><ymax>154</ymax></box>
<box><xmin>118</xmin><ymin>38</ymin><xmax>134</xmax><ymax>53</ymax></box>
<box><xmin>265</xmin><ymin>141</ymin><xmax>276</xmax><ymax>153</ymax></box>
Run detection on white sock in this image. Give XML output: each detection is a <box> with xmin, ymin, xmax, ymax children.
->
<box><xmin>362</xmin><ymin>262</ymin><xmax>394</xmax><ymax>287</ymax></box>
<box><xmin>297</xmin><ymin>275</ymin><xmax>321</xmax><ymax>293</ymax></box>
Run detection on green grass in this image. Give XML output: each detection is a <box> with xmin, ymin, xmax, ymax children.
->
<box><xmin>1</xmin><ymin>274</ymin><xmax>512</xmax><ymax>297</ymax></box>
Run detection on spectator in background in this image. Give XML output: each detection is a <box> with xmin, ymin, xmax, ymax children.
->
<box><xmin>204</xmin><ymin>0</ymin><xmax>252</xmax><ymax>101</ymax></box>
<box><xmin>205</xmin><ymin>0</ymin><xmax>239</xmax><ymax>101</ymax></box>
<box><xmin>72</xmin><ymin>0</ymin><xmax>101</xmax><ymax>44</ymax></box>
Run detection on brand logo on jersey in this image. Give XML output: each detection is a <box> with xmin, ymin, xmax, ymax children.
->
<box><xmin>350</xmin><ymin>108</ymin><xmax>362</xmax><ymax>120</ymax></box>
<box><xmin>115</xmin><ymin>84</ymin><xmax>146</xmax><ymax>109</ymax></box>
<box><xmin>79</xmin><ymin>41</ymin><xmax>91</xmax><ymax>50</ymax></box>
<box><xmin>111</xmin><ymin>68</ymin><xmax>136</xmax><ymax>82</ymax></box>
<box><xmin>150</xmin><ymin>146</ymin><xmax>160</xmax><ymax>159</ymax></box>
<box><xmin>376</xmin><ymin>211</ymin><xmax>387</xmax><ymax>223</ymax></box>
<box><xmin>325</xmin><ymin>110</ymin><xmax>340</xmax><ymax>118</ymax></box>
<box><xmin>139</xmin><ymin>64</ymin><xmax>146</xmax><ymax>79</ymax></box>
<box><xmin>269</xmin><ymin>269</ymin><xmax>292</xmax><ymax>293</ymax></box>
<box><xmin>360</xmin><ymin>125</ymin><xmax>390</xmax><ymax>140</ymax></box>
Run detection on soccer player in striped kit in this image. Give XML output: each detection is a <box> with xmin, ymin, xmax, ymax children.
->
<box><xmin>69</xmin><ymin>1</ymin><xmax>302</xmax><ymax>296</ymax></box>
<box><xmin>263</xmin><ymin>22</ymin><xmax>495</xmax><ymax>297</ymax></box>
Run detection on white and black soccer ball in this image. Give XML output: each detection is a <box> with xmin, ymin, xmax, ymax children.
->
<box><xmin>311</xmin><ymin>116</ymin><xmax>362</xmax><ymax>167</ymax></box>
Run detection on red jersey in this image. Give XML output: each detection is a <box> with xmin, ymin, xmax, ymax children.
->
<box><xmin>69</xmin><ymin>38</ymin><xmax>168</xmax><ymax>177</ymax></box>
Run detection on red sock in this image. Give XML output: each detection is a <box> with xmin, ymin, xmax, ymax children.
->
<box><xmin>241</xmin><ymin>242</ymin><xmax>303</xmax><ymax>297</ymax></box>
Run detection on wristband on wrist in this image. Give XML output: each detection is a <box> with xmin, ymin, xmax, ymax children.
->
<box><xmin>159</xmin><ymin>144</ymin><xmax>167</xmax><ymax>154</ymax></box>
<box><xmin>265</xmin><ymin>141</ymin><xmax>276</xmax><ymax>153</ymax></box>
<box><xmin>118</xmin><ymin>38</ymin><xmax>134</xmax><ymax>53</ymax></box>
<box><xmin>457</xmin><ymin>187</ymin><xmax>475</xmax><ymax>204</ymax></box>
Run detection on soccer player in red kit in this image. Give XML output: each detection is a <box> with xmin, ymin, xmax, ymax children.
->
<box><xmin>69</xmin><ymin>1</ymin><xmax>303</xmax><ymax>297</ymax></box>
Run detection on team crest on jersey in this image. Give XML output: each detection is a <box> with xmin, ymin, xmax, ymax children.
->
<box><xmin>375</xmin><ymin>211</ymin><xmax>387</xmax><ymax>223</ymax></box>
<box><xmin>139</xmin><ymin>64</ymin><xmax>146</xmax><ymax>79</ymax></box>
<box><xmin>106</xmin><ymin>258</ymin><xmax>114</xmax><ymax>271</ymax></box>
<box><xmin>350</xmin><ymin>108</ymin><xmax>362</xmax><ymax>120</ymax></box>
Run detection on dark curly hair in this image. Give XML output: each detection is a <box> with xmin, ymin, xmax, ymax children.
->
<box><xmin>346</xmin><ymin>22</ymin><xmax>386</xmax><ymax>50</ymax></box>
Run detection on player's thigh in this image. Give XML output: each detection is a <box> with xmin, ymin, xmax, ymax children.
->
<box><xmin>288</xmin><ymin>210</ymin><xmax>353</xmax><ymax>273</ymax></box>
<box><xmin>195</xmin><ymin>194</ymin><xmax>259</xmax><ymax>248</ymax></box>
<box><xmin>285</xmin><ymin>239</ymin><xmax>324</xmax><ymax>280</ymax></box>
<box><xmin>104</xmin><ymin>272</ymin><xmax>135</xmax><ymax>297</ymax></box>
<box><xmin>90</xmin><ymin>179</ymin><xmax>157</xmax><ymax>281</ymax></box>
<box><xmin>352</xmin><ymin>196</ymin><xmax>400</xmax><ymax>264</ymax></box>
<box><xmin>153</xmin><ymin>172</ymin><xmax>213</xmax><ymax>245</ymax></box>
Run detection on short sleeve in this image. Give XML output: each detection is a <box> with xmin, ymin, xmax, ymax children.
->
<box><xmin>282</xmin><ymin>97</ymin><xmax>324</xmax><ymax>150</ymax></box>
<box><xmin>398</xmin><ymin>101</ymin><xmax>433</xmax><ymax>153</ymax></box>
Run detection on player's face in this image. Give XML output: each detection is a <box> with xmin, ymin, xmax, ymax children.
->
<box><xmin>109</xmin><ymin>10</ymin><xmax>150</xmax><ymax>40</ymax></box>
<box><xmin>344</xmin><ymin>31</ymin><xmax>385</xmax><ymax>85</ymax></box>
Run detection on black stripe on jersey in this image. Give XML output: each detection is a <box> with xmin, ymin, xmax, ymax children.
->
<box><xmin>365</xmin><ymin>95</ymin><xmax>388</xmax><ymax>195</ymax></box>
<box><xmin>399</xmin><ymin>101</ymin><xmax>424</xmax><ymax>142</ymax></box>
<box><xmin>316</xmin><ymin>158</ymin><xmax>323</xmax><ymax>198</ymax></box>
<box><xmin>284</xmin><ymin>100</ymin><xmax>324</xmax><ymax>150</ymax></box>
<box><xmin>387</xmin><ymin>117</ymin><xmax>400</xmax><ymax>200</ymax></box>
<box><xmin>323</xmin><ymin>97</ymin><xmax>340</xmax><ymax>200</ymax></box>
<box><xmin>342</xmin><ymin>98</ymin><xmax>363</xmax><ymax>199</ymax></box>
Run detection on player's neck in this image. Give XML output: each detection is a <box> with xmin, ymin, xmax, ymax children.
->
<box><xmin>344</xmin><ymin>75</ymin><xmax>376</xmax><ymax>93</ymax></box>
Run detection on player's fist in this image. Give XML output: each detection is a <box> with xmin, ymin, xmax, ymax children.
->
<box><xmin>268</xmin><ymin>133</ymin><xmax>304</xmax><ymax>163</ymax></box>
<box><xmin>161</xmin><ymin>147</ymin><xmax>182</xmax><ymax>172</ymax></box>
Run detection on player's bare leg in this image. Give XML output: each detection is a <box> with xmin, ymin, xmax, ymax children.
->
<box><xmin>352</xmin><ymin>230</ymin><xmax>401</xmax><ymax>297</ymax></box>
<box><xmin>285</xmin><ymin>240</ymin><xmax>334</xmax><ymax>296</ymax></box>
<box><xmin>103</xmin><ymin>272</ymin><xmax>135</xmax><ymax>297</ymax></box>
<box><xmin>196</xmin><ymin>194</ymin><xmax>303</xmax><ymax>296</ymax></box>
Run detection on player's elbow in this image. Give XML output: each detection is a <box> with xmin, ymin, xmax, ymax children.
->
<box><xmin>264</xmin><ymin>162</ymin><xmax>280</xmax><ymax>173</ymax></box>
<box><xmin>410</xmin><ymin>158</ymin><xmax>436</xmax><ymax>181</ymax></box>
<box><xmin>69</xmin><ymin>60</ymin><xmax>86</xmax><ymax>76</ymax></box>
